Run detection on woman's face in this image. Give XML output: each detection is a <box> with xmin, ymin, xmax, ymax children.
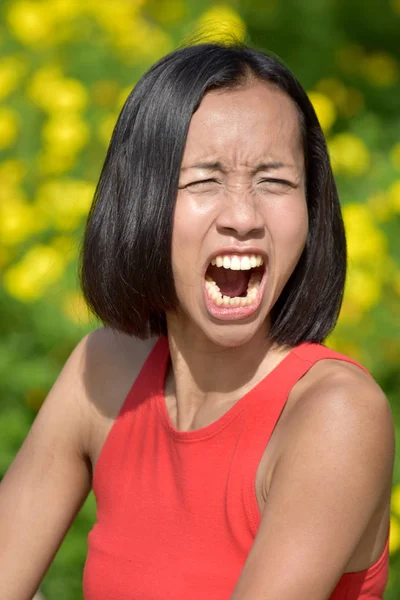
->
<box><xmin>170</xmin><ymin>80</ymin><xmax>308</xmax><ymax>348</ymax></box>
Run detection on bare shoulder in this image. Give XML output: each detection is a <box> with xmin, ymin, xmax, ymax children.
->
<box><xmin>280</xmin><ymin>355</ymin><xmax>395</xmax><ymax>505</ymax></box>
<box><xmin>81</xmin><ymin>327</ymin><xmax>157</xmax><ymax>469</ymax></box>
<box><xmin>271</xmin><ymin>356</ymin><xmax>394</xmax><ymax>480</ymax></box>
<box><xmin>292</xmin><ymin>356</ymin><xmax>393</xmax><ymax>432</ymax></box>
<box><xmin>83</xmin><ymin>327</ymin><xmax>156</xmax><ymax>417</ymax></box>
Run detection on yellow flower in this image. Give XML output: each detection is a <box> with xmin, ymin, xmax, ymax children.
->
<box><xmin>85</xmin><ymin>0</ymin><xmax>171</xmax><ymax>64</ymax></box>
<box><xmin>35</xmin><ymin>179</ymin><xmax>95</xmax><ymax>230</ymax></box>
<box><xmin>0</xmin><ymin>183</ymin><xmax>27</xmax><ymax>206</ymax></box>
<box><xmin>343</xmin><ymin>266</ymin><xmax>382</xmax><ymax>313</ymax></box>
<box><xmin>389</xmin><ymin>515</ymin><xmax>400</xmax><ymax>555</ymax></box>
<box><xmin>115</xmin><ymin>18</ymin><xmax>173</xmax><ymax>63</ymax></box>
<box><xmin>308</xmin><ymin>91</ymin><xmax>336</xmax><ymax>132</ymax></box>
<box><xmin>27</xmin><ymin>65</ymin><xmax>63</xmax><ymax>104</ymax></box>
<box><xmin>98</xmin><ymin>113</ymin><xmax>118</xmax><ymax>147</ymax></box>
<box><xmin>51</xmin><ymin>235</ymin><xmax>77</xmax><ymax>260</ymax></box>
<box><xmin>0</xmin><ymin>246</ymin><xmax>14</xmax><ymax>274</ymax></box>
<box><xmin>90</xmin><ymin>0</ymin><xmax>144</xmax><ymax>35</ymax></box>
<box><xmin>328</xmin><ymin>133</ymin><xmax>370</xmax><ymax>176</ymax></box>
<box><xmin>387</xmin><ymin>180</ymin><xmax>400</xmax><ymax>213</ymax></box>
<box><xmin>42</xmin><ymin>0</ymin><xmax>83</xmax><ymax>21</ymax></box>
<box><xmin>117</xmin><ymin>85</ymin><xmax>133</xmax><ymax>109</ymax></box>
<box><xmin>337</xmin><ymin>299</ymin><xmax>362</xmax><ymax>325</ymax></box>
<box><xmin>0</xmin><ymin>159</ymin><xmax>26</xmax><ymax>187</ymax></box>
<box><xmin>339</xmin><ymin>202</ymin><xmax>388</xmax><ymax>322</ymax></box>
<box><xmin>42</xmin><ymin>114</ymin><xmax>89</xmax><ymax>155</ymax></box>
<box><xmin>28</xmin><ymin>65</ymin><xmax>87</xmax><ymax>113</ymax></box>
<box><xmin>343</xmin><ymin>203</ymin><xmax>388</xmax><ymax>261</ymax></box>
<box><xmin>89</xmin><ymin>0</ymin><xmax>159</xmax><ymax>63</ymax></box>
<box><xmin>0</xmin><ymin>197</ymin><xmax>39</xmax><ymax>246</ymax></box>
<box><xmin>149</xmin><ymin>0</ymin><xmax>186</xmax><ymax>25</ymax></box>
<box><xmin>0</xmin><ymin>106</ymin><xmax>19</xmax><ymax>150</ymax></box>
<box><xmin>195</xmin><ymin>5</ymin><xmax>246</xmax><ymax>43</ymax></box>
<box><xmin>392</xmin><ymin>484</ymin><xmax>400</xmax><ymax>517</ymax></box>
<box><xmin>362</xmin><ymin>52</ymin><xmax>399</xmax><ymax>87</ymax></box>
<box><xmin>0</xmin><ymin>56</ymin><xmax>27</xmax><ymax>100</ymax></box>
<box><xmin>36</xmin><ymin>78</ymin><xmax>88</xmax><ymax>113</ymax></box>
<box><xmin>324</xmin><ymin>335</ymin><xmax>363</xmax><ymax>362</ymax></box>
<box><xmin>36</xmin><ymin>150</ymin><xmax>76</xmax><ymax>176</ymax></box>
<box><xmin>367</xmin><ymin>191</ymin><xmax>393</xmax><ymax>223</ymax></box>
<box><xmin>3</xmin><ymin>244</ymin><xmax>66</xmax><ymax>301</ymax></box>
<box><xmin>6</xmin><ymin>0</ymin><xmax>55</xmax><ymax>46</ymax></box>
<box><xmin>0</xmin><ymin>247</ymin><xmax>13</xmax><ymax>270</ymax></box>
<box><xmin>390</xmin><ymin>143</ymin><xmax>400</xmax><ymax>171</ymax></box>
<box><xmin>62</xmin><ymin>290</ymin><xmax>93</xmax><ymax>325</ymax></box>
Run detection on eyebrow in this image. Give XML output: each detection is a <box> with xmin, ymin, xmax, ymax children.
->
<box><xmin>180</xmin><ymin>161</ymin><xmax>290</xmax><ymax>173</ymax></box>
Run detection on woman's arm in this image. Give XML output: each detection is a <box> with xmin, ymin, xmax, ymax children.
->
<box><xmin>230</xmin><ymin>365</ymin><xmax>395</xmax><ymax>600</ymax></box>
<box><xmin>0</xmin><ymin>332</ymin><xmax>97</xmax><ymax>600</ymax></box>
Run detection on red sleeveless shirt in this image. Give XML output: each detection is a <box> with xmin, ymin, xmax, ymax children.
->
<box><xmin>83</xmin><ymin>338</ymin><xmax>390</xmax><ymax>599</ymax></box>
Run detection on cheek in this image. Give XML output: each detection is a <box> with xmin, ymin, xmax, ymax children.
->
<box><xmin>171</xmin><ymin>194</ymin><xmax>214</xmax><ymax>288</ymax></box>
<box><xmin>172</xmin><ymin>192</ymin><xmax>217</xmax><ymax>252</ymax></box>
<box><xmin>174</xmin><ymin>193</ymin><xmax>203</xmax><ymax>234</ymax></box>
<box><xmin>267</xmin><ymin>196</ymin><xmax>308</xmax><ymax>253</ymax></box>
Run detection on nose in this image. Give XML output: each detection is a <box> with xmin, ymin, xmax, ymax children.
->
<box><xmin>216</xmin><ymin>190</ymin><xmax>265</xmax><ymax>238</ymax></box>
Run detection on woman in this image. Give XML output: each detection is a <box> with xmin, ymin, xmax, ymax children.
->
<box><xmin>0</xmin><ymin>43</ymin><xmax>394</xmax><ymax>600</ymax></box>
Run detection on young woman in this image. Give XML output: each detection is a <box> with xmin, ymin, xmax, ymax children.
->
<box><xmin>0</xmin><ymin>43</ymin><xmax>395</xmax><ymax>600</ymax></box>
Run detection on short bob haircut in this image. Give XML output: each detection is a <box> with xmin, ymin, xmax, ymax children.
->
<box><xmin>79</xmin><ymin>42</ymin><xmax>346</xmax><ymax>346</ymax></box>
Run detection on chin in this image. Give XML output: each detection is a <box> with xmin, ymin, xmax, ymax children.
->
<box><xmin>195</xmin><ymin>309</ymin><xmax>271</xmax><ymax>349</ymax></box>
<box><xmin>206</xmin><ymin>328</ymin><xmax>261</xmax><ymax>349</ymax></box>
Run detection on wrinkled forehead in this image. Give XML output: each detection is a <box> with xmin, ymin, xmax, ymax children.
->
<box><xmin>182</xmin><ymin>81</ymin><xmax>304</xmax><ymax>170</ymax></box>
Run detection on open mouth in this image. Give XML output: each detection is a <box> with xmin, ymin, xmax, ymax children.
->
<box><xmin>204</xmin><ymin>253</ymin><xmax>266</xmax><ymax>309</ymax></box>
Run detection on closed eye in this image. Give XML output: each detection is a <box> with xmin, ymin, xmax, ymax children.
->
<box><xmin>177</xmin><ymin>178</ymin><xmax>298</xmax><ymax>191</ymax></box>
<box><xmin>186</xmin><ymin>178</ymin><xmax>219</xmax><ymax>188</ymax></box>
<box><xmin>177</xmin><ymin>178</ymin><xmax>221</xmax><ymax>191</ymax></box>
<box><xmin>257</xmin><ymin>178</ymin><xmax>297</xmax><ymax>189</ymax></box>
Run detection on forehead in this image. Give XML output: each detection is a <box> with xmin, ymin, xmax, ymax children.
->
<box><xmin>182</xmin><ymin>81</ymin><xmax>303</xmax><ymax>166</ymax></box>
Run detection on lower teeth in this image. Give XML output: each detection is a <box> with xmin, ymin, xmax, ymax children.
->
<box><xmin>205</xmin><ymin>276</ymin><xmax>261</xmax><ymax>307</ymax></box>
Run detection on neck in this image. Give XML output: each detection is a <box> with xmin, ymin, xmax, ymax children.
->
<box><xmin>164</xmin><ymin>313</ymin><xmax>291</xmax><ymax>429</ymax></box>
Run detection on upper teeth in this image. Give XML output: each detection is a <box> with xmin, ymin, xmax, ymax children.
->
<box><xmin>211</xmin><ymin>254</ymin><xmax>264</xmax><ymax>270</ymax></box>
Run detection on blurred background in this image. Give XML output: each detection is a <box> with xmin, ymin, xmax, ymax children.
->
<box><xmin>0</xmin><ymin>0</ymin><xmax>399</xmax><ymax>598</ymax></box>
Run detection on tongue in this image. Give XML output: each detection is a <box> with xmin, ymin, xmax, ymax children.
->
<box><xmin>207</xmin><ymin>265</ymin><xmax>249</xmax><ymax>298</ymax></box>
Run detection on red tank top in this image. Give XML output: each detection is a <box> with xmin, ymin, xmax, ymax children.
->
<box><xmin>83</xmin><ymin>338</ymin><xmax>390</xmax><ymax>599</ymax></box>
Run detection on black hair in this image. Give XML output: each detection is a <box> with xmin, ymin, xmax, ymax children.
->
<box><xmin>79</xmin><ymin>42</ymin><xmax>346</xmax><ymax>346</ymax></box>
